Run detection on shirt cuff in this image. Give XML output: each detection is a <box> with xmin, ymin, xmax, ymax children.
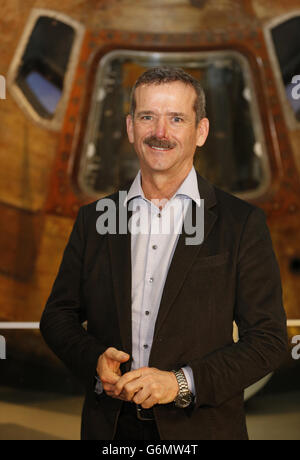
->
<box><xmin>94</xmin><ymin>375</ymin><xmax>104</xmax><ymax>395</ymax></box>
<box><xmin>181</xmin><ymin>365</ymin><xmax>196</xmax><ymax>396</ymax></box>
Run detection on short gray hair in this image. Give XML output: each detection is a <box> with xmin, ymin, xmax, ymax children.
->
<box><xmin>129</xmin><ymin>66</ymin><xmax>206</xmax><ymax>124</ymax></box>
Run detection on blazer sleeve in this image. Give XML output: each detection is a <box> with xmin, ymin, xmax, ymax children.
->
<box><xmin>40</xmin><ymin>206</ymin><xmax>106</xmax><ymax>391</ymax></box>
<box><xmin>187</xmin><ymin>207</ymin><xmax>289</xmax><ymax>408</ymax></box>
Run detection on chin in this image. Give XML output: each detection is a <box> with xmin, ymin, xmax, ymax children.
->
<box><xmin>143</xmin><ymin>156</ymin><xmax>174</xmax><ymax>172</ymax></box>
<box><xmin>145</xmin><ymin>162</ymin><xmax>173</xmax><ymax>173</ymax></box>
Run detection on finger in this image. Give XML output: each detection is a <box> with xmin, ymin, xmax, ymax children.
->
<box><xmin>121</xmin><ymin>380</ymin><xmax>144</xmax><ymax>401</ymax></box>
<box><xmin>105</xmin><ymin>347</ymin><xmax>130</xmax><ymax>363</ymax></box>
<box><xmin>140</xmin><ymin>394</ymin><xmax>157</xmax><ymax>409</ymax></box>
<box><xmin>104</xmin><ymin>383</ymin><xmax>134</xmax><ymax>400</ymax></box>
<box><xmin>105</xmin><ymin>390</ymin><xmax>115</xmax><ymax>397</ymax></box>
<box><xmin>103</xmin><ymin>382</ymin><xmax>117</xmax><ymax>393</ymax></box>
<box><xmin>118</xmin><ymin>390</ymin><xmax>130</xmax><ymax>401</ymax></box>
<box><xmin>98</xmin><ymin>361</ymin><xmax>123</xmax><ymax>384</ymax></box>
<box><xmin>100</xmin><ymin>370</ymin><xmax>120</xmax><ymax>385</ymax></box>
<box><xmin>108</xmin><ymin>389</ymin><xmax>128</xmax><ymax>401</ymax></box>
<box><xmin>132</xmin><ymin>387</ymin><xmax>151</xmax><ymax>406</ymax></box>
<box><xmin>114</xmin><ymin>369</ymin><xmax>143</xmax><ymax>396</ymax></box>
<box><xmin>107</xmin><ymin>391</ymin><xmax>127</xmax><ymax>400</ymax></box>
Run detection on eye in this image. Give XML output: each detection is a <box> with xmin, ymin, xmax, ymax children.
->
<box><xmin>172</xmin><ymin>116</ymin><xmax>183</xmax><ymax>123</ymax></box>
<box><xmin>141</xmin><ymin>115</ymin><xmax>152</xmax><ymax>121</ymax></box>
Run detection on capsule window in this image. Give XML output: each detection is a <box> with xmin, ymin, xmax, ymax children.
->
<box><xmin>79</xmin><ymin>50</ymin><xmax>270</xmax><ymax>200</ymax></box>
<box><xmin>271</xmin><ymin>15</ymin><xmax>300</xmax><ymax>122</ymax></box>
<box><xmin>7</xmin><ymin>9</ymin><xmax>84</xmax><ymax>130</ymax></box>
<box><xmin>16</xmin><ymin>17</ymin><xmax>74</xmax><ymax>119</ymax></box>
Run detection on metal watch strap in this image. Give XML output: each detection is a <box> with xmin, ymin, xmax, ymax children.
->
<box><xmin>172</xmin><ymin>369</ymin><xmax>189</xmax><ymax>395</ymax></box>
<box><xmin>172</xmin><ymin>368</ymin><xmax>193</xmax><ymax>410</ymax></box>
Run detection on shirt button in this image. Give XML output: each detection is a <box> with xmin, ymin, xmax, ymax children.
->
<box><xmin>157</xmin><ymin>213</ymin><xmax>161</xmax><ymax>218</ymax></box>
<box><xmin>145</xmin><ymin>311</ymin><xmax>150</xmax><ymax>315</ymax></box>
<box><xmin>149</xmin><ymin>277</ymin><xmax>154</xmax><ymax>283</ymax></box>
<box><xmin>152</xmin><ymin>245</ymin><xmax>158</xmax><ymax>250</ymax></box>
<box><xmin>143</xmin><ymin>344</ymin><xmax>148</xmax><ymax>349</ymax></box>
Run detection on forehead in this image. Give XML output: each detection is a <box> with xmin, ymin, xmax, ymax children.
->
<box><xmin>134</xmin><ymin>81</ymin><xmax>197</xmax><ymax>112</ymax></box>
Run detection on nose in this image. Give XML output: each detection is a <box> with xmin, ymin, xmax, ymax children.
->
<box><xmin>154</xmin><ymin>117</ymin><xmax>167</xmax><ymax>139</ymax></box>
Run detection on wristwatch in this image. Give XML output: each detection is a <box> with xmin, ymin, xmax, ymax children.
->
<box><xmin>172</xmin><ymin>369</ymin><xmax>193</xmax><ymax>408</ymax></box>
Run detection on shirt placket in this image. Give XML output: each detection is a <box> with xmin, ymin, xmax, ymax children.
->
<box><xmin>138</xmin><ymin>202</ymin><xmax>162</xmax><ymax>367</ymax></box>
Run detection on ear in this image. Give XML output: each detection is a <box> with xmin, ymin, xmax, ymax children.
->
<box><xmin>196</xmin><ymin>118</ymin><xmax>209</xmax><ymax>147</ymax></box>
<box><xmin>126</xmin><ymin>114</ymin><xmax>134</xmax><ymax>144</ymax></box>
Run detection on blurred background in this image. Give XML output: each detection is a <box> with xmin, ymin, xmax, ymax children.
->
<box><xmin>0</xmin><ymin>0</ymin><xmax>299</xmax><ymax>440</ymax></box>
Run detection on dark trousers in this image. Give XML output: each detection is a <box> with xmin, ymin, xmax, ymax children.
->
<box><xmin>113</xmin><ymin>402</ymin><xmax>160</xmax><ymax>440</ymax></box>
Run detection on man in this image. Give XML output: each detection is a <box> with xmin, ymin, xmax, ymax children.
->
<box><xmin>40</xmin><ymin>67</ymin><xmax>288</xmax><ymax>440</ymax></box>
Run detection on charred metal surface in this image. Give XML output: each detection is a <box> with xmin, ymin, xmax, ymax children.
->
<box><xmin>190</xmin><ymin>0</ymin><xmax>207</xmax><ymax>8</ymax></box>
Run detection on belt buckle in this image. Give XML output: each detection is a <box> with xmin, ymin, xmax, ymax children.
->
<box><xmin>136</xmin><ymin>404</ymin><xmax>154</xmax><ymax>421</ymax></box>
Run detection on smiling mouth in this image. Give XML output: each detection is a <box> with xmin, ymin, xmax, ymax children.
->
<box><xmin>149</xmin><ymin>146</ymin><xmax>173</xmax><ymax>151</ymax></box>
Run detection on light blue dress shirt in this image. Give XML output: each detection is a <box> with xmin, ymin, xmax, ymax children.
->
<box><xmin>95</xmin><ymin>166</ymin><xmax>200</xmax><ymax>397</ymax></box>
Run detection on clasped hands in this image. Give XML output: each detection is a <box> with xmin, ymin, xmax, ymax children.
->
<box><xmin>97</xmin><ymin>347</ymin><xmax>179</xmax><ymax>409</ymax></box>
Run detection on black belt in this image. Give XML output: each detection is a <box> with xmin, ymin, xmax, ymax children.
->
<box><xmin>136</xmin><ymin>404</ymin><xmax>155</xmax><ymax>421</ymax></box>
<box><xmin>121</xmin><ymin>402</ymin><xmax>155</xmax><ymax>421</ymax></box>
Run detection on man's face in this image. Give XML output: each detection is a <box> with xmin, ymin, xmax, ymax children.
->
<box><xmin>126</xmin><ymin>81</ymin><xmax>209</xmax><ymax>176</ymax></box>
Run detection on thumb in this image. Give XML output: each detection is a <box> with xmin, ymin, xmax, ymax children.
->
<box><xmin>118</xmin><ymin>351</ymin><xmax>130</xmax><ymax>362</ymax></box>
<box><xmin>107</xmin><ymin>347</ymin><xmax>130</xmax><ymax>362</ymax></box>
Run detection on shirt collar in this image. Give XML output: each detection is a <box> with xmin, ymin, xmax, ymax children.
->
<box><xmin>175</xmin><ymin>166</ymin><xmax>201</xmax><ymax>205</ymax></box>
<box><xmin>124</xmin><ymin>166</ymin><xmax>200</xmax><ymax>206</ymax></box>
<box><xmin>124</xmin><ymin>170</ymin><xmax>145</xmax><ymax>204</ymax></box>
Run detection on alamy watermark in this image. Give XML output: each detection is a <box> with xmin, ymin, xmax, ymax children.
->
<box><xmin>96</xmin><ymin>191</ymin><xmax>205</xmax><ymax>245</ymax></box>
<box><xmin>0</xmin><ymin>75</ymin><xmax>6</xmax><ymax>100</ymax></box>
<box><xmin>291</xmin><ymin>335</ymin><xmax>300</xmax><ymax>360</ymax></box>
<box><xmin>291</xmin><ymin>75</ymin><xmax>300</xmax><ymax>100</ymax></box>
<box><xmin>0</xmin><ymin>335</ymin><xmax>6</xmax><ymax>359</ymax></box>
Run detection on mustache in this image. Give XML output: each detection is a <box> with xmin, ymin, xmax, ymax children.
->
<box><xmin>144</xmin><ymin>135</ymin><xmax>177</xmax><ymax>149</ymax></box>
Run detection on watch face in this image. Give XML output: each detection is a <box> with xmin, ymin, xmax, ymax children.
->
<box><xmin>176</xmin><ymin>392</ymin><xmax>192</xmax><ymax>408</ymax></box>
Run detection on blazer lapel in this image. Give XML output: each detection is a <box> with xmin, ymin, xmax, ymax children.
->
<box><xmin>107</xmin><ymin>187</ymin><xmax>133</xmax><ymax>371</ymax></box>
<box><xmin>151</xmin><ymin>173</ymin><xmax>218</xmax><ymax>346</ymax></box>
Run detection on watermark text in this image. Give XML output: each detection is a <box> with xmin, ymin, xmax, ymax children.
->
<box><xmin>96</xmin><ymin>192</ymin><xmax>205</xmax><ymax>245</ymax></box>
<box><xmin>0</xmin><ymin>335</ymin><xmax>6</xmax><ymax>359</ymax></box>
<box><xmin>0</xmin><ymin>75</ymin><xmax>6</xmax><ymax>100</ymax></box>
<box><xmin>291</xmin><ymin>335</ymin><xmax>300</xmax><ymax>360</ymax></box>
<box><xmin>291</xmin><ymin>75</ymin><xmax>300</xmax><ymax>100</ymax></box>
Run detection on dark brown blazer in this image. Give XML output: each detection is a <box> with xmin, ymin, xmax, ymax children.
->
<box><xmin>40</xmin><ymin>173</ymin><xmax>288</xmax><ymax>440</ymax></box>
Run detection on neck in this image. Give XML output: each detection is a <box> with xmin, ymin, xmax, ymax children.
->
<box><xmin>140</xmin><ymin>165</ymin><xmax>193</xmax><ymax>203</ymax></box>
